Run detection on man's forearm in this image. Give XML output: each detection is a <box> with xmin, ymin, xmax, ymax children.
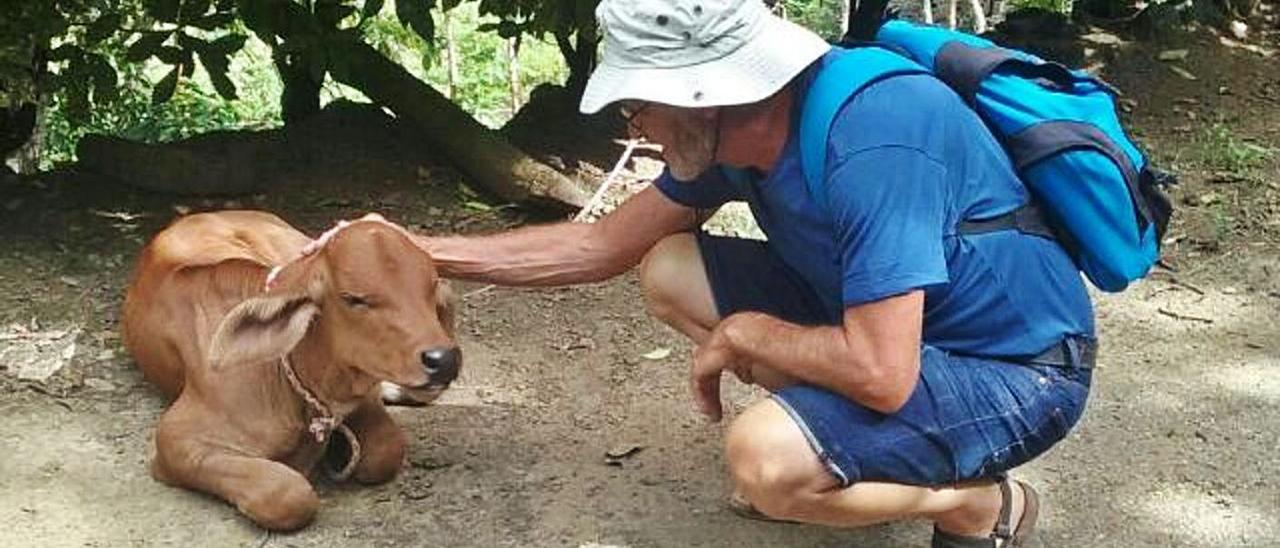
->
<box><xmin>417</xmin><ymin>222</ymin><xmax>638</xmax><ymax>287</ymax></box>
<box><xmin>722</xmin><ymin>313</ymin><xmax>870</xmax><ymax>396</ymax></box>
<box><xmin>719</xmin><ymin>296</ymin><xmax>923</xmax><ymax>414</ymax></box>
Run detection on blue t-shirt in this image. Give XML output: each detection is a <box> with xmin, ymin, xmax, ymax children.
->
<box><xmin>653</xmin><ymin>57</ymin><xmax>1094</xmax><ymax>358</ymax></box>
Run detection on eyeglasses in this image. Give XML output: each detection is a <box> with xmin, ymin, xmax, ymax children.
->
<box><xmin>618</xmin><ymin>101</ymin><xmax>652</xmax><ymax>135</ymax></box>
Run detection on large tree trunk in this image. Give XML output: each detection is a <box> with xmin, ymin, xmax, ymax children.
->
<box><xmin>2</xmin><ymin>43</ymin><xmax>42</xmax><ymax>170</ymax></box>
<box><xmin>0</xmin><ymin>103</ymin><xmax>36</xmax><ymax>163</ymax></box>
<box><xmin>328</xmin><ymin>37</ymin><xmax>589</xmax><ymax>210</ymax></box>
<box><xmin>14</xmin><ymin>100</ymin><xmax>43</xmax><ymax>173</ymax></box>
<box><xmin>556</xmin><ymin>24</ymin><xmax>598</xmax><ymax>98</ymax></box>
<box><xmin>276</xmin><ymin>55</ymin><xmax>323</xmax><ymax>125</ymax></box>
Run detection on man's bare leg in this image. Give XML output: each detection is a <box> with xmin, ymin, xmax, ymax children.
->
<box><xmin>638</xmin><ymin>234</ymin><xmax>1027</xmax><ymax>538</ymax></box>
<box><xmin>726</xmin><ymin>399</ymin><xmax>1025</xmax><ymax>537</ymax></box>
<box><xmin>638</xmin><ymin>233</ymin><xmax>795</xmax><ymax>389</ymax></box>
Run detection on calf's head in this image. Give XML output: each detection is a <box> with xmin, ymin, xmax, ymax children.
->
<box><xmin>208</xmin><ymin>219</ymin><xmax>460</xmax><ymax>398</ymax></box>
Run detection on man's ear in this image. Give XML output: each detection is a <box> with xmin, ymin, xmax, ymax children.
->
<box><xmin>208</xmin><ymin>294</ymin><xmax>319</xmax><ymax>369</ymax></box>
<box><xmin>435</xmin><ymin>279</ymin><xmax>459</xmax><ymax>338</ymax></box>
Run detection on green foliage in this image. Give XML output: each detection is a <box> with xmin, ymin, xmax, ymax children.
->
<box><xmin>474</xmin><ymin>0</ymin><xmax>596</xmax><ymax>39</ymax></box>
<box><xmin>1010</xmin><ymin>0</ymin><xmax>1075</xmax><ymax>15</ymax></box>
<box><xmin>776</xmin><ymin>0</ymin><xmax>847</xmax><ymax>41</ymax></box>
<box><xmin>359</xmin><ymin>3</ymin><xmax>567</xmax><ymax>127</ymax></box>
<box><xmin>1198</xmin><ymin>123</ymin><xmax>1274</xmax><ymax>174</ymax></box>
<box><xmin>396</xmin><ymin>0</ymin><xmax>438</xmax><ymax>42</ymax></box>
<box><xmin>41</xmin><ymin>39</ymin><xmax>282</xmax><ymax>168</ymax></box>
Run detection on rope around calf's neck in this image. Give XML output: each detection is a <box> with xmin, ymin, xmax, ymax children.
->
<box><xmin>279</xmin><ymin>354</ymin><xmax>362</xmax><ymax>481</ymax></box>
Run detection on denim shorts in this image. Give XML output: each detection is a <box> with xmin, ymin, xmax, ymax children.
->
<box><xmin>697</xmin><ymin>233</ymin><xmax>1092</xmax><ymax>487</ymax></box>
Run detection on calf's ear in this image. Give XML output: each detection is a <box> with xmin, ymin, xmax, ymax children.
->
<box><xmin>208</xmin><ymin>294</ymin><xmax>318</xmax><ymax>369</ymax></box>
<box><xmin>435</xmin><ymin>279</ymin><xmax>459</xmax><ymax>338</ymax></box>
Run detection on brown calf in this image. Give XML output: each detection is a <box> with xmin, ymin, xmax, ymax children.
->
<box><xmin>122</xmin><ymin>210</ymin><xmax>459</xmax><ymax>531</ymax></box>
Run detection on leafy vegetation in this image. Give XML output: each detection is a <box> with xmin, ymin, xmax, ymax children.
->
<box><xmin>5</xmin><ymin>1</ymin><xmax>574</xmax><ymax>168</ymax></box>
<box><xmin>0</xmin><ymin>0</ymin><xmax>1235</xmax><ymax>175</ymax></box>
<box><xmin>775</xmin><ymin>0</ymin><xmax>849</xmax><ymax>40</ymax></box>
<box><xmin>1199</xmin><ymin>123</ymin><xmax>1274</xmax><ymax>175</ymax></box>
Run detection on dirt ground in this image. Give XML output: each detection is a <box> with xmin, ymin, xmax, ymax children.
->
<box><xmin>2</xmin><ymin>19</ymin><xmax>1279</xmax><ymax>548</ymax></box>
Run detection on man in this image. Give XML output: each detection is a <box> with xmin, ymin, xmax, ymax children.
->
<box><xmin>420</xmin><ymin>1</ymin><xmax>1094</xmax><ymax>546</ymax></box>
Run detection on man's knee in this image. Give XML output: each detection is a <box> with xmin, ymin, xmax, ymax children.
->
<box><xmin>638</xmin><ymin>233</ymin><xmax>699</xmax><ymax>322</ymax></box>
<box><xmin>725</xmin><ymin>400</ymin><xmax>833</xmax><ymax>519</ymax></box>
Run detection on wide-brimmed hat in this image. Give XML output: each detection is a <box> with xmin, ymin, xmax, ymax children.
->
<box><xmin>579</xmin><ymin>0</ymin><xmax>831</xmax><ymax>114</ymax></box>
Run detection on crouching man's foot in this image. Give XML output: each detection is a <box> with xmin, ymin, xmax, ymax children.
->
<box><xmin>932</xmin><ymin>477</ymin><xmax>1040</xmax><ymax>548</ymax></box>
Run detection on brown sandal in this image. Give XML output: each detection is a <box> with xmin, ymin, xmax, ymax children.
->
<box><xmin>726</xmin><ymin>492</ymin><xmax>798</xmax><ymax>524</ymax></box>
<box><xmin>932</xmin><ymin>477</ymin><xmax>1040</xmax><ymax>548</ymax></box>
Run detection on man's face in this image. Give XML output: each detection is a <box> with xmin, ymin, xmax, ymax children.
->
<box><xmin>620</xmin><ymin>101</ymin><xmax>719</xmax><ymax>182</ymax></box>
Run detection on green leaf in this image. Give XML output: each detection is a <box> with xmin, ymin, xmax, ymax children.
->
<box><xmin>177</xmin><ymin>32</ymin><xmax>206</xmax><ymax>52</ymax></box>
<box><xmin>307</xmin><ymin>47</ymin><xmax>329</xmax><ymax>82</ymax></box>
<box><xmin>239</xmin><ymin>0</ymin><xmax>278</xmax><ymax>39</ymax></box>
<box><xmin>190</xmin><ymin>12</ymin><xmax>236</xmax><ymax>30</ymax></box>
<box><xmin>49</xmin><ymin>44</ymin><xmax>82</xmax><ymax>62</ymax></box>
<box><xmin>125</xmin><ymin>33</ymin><xmax>170</xmax><ymax>62</ymax></box>
<box><xmin>88</xmin><ymin>55</ymin><xmax>119</xmax><ymax>102</ymax></box>
<box><xmin>316</xmin><ymin>2</ymin><xmax>358</xmax><ymax>26</ymax></box>
<box><xmin>155</xmin><ymin>45</ymin><xmax>185</xmax><ymax>64</ymax></box>
<box><xmin>64</xmin><ymin>83</ymin><xmax>92</xmax><ymax>122</ymax></box>
<box><xmin>362</xmin><ymin>0</ymin><xmax>385</xmax><ymax>18</ymax></box>
<box><xmin>283</xmin><ymin>0</ymin><xmax>320</xmax><ymax>37</ymax></box>
<box><xmin>641</xmin><ymin>347</ymin><xmax>672</xmax><ymax>360</ymax></box>
<box><xmin>149</xmin><ymin>0</ymin><xmax>182</xmax><ymax>22</ymax></box>
<box><xmin>200</xmin><ymin>52</ymin><xmax>237</xmax><ymax>100</ymax></box>
<box><xmin>152</xmin><ymin>66</ymin><xmax>180</xmax><ymax>105</ymax></box>
<box><xmin>86</xmin><ymin>14</ymin><xmax>122</xmax><ymax>43</ymax></box>
<box><xmin>183</xmin><ymin>0</ymin><xmax>215</xmax><ymax>21</ymax></box>
<box><xmin>495</xmin><ymin>20</ymin><xmax>519</xmax><ymax>39</ymax></box>
<box><xmin>279</xmin><ymin>37</ymin><xmax>311</xmax><ymax>54</ymax></box>
<box><xmin>209</xmin><ymin>34</ymin><xmax>248</xmax><ymax>54</ymax></box>
<box><xmin>396</xmin><ymin>0</ymin><xmax>436</xmax><ymax>42</ymax></box>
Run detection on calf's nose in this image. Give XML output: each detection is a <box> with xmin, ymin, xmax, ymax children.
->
<box><xmin>420</xmin><ymin>347</ymin><xmax>461</xmax><ymax>386</ymax></box>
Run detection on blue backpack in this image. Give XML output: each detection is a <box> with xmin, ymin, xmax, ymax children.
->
<box><xmin>799</xmin><ymin>20</ymin><xmax>1175</xmax><ymax>292</ymax></box>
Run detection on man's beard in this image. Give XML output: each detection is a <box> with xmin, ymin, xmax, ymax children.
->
<box><xmin>664</xmin><ymin>113</ymin><xmax>719</xmax><ymax>182</ymax></box>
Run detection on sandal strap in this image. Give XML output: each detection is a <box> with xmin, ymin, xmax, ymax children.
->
<box><xmin>991</xmin><ymin>475</ymin><xmax>1015</xmax><ymax>541</ymax></box>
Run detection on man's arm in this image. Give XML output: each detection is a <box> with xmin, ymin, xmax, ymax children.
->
<box><xmin>417</xmin><ymin>186</ymin><xmax>706</xmax><ymax>286</ymax></box>
<box><xmin>692</xmin><ymin>291</ymin><xmax>923</xmax><ymax>419</ymax></box>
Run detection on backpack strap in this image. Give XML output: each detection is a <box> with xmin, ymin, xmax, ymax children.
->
<box><xmin>933</xmin><ymin>41</ymin><xmax>1119</xmax><ymax>106</ymax></box>
<box><xmin>1006</xmin><ymin>120</ymin><xmax>1153</xmax><ymax>232</ymax></box>
<box><xmin>956</xmin><ymin>202</ymin><xmax>1056</xmax><ymax>240</ymax></box>
<box><xmin>799</xmin><ymin>47</ymin><xmax>930</xmax><ymax>211</ymax></box>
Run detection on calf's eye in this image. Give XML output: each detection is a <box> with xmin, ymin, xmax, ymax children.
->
<box><xmin>340</xmin><ymin>293</ymin><xmax>371</xmax><ymax>308</ymax></box>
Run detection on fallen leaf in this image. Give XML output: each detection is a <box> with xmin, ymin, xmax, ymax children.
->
<box><xmin>1168</xmin><ymin>66</ymin><xmax>1198</xmax><ymax>81</ymax></box>
<box><xmin>1228</xmin><ymin>20</ymin><xmax>1248</xmax><ymax>40</ymax></box>
<box><xmin>1157</xmin><ymin>49</ymin><xmax>1189</xmax><ymax>62</ymax></box>
<box><xmin>1081</xmin><ymin>32</ymin><xmax>1123</xmax><ymax>46</ymax></box>
<box><xmin>605</xmin><ymin>444</ymin><xmax>645</xmax><ymax>466</ymax></box>
<box><xmin>642</xmin><ymin>348</ymin><xmax>672</xmax><ymax>360</ymax></box>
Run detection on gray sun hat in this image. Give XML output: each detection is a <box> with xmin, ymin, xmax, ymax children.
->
<box><xmin>579</xmin><ymin>0</ymin><xmax>832</xmax><ymax>114</ymax></box>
